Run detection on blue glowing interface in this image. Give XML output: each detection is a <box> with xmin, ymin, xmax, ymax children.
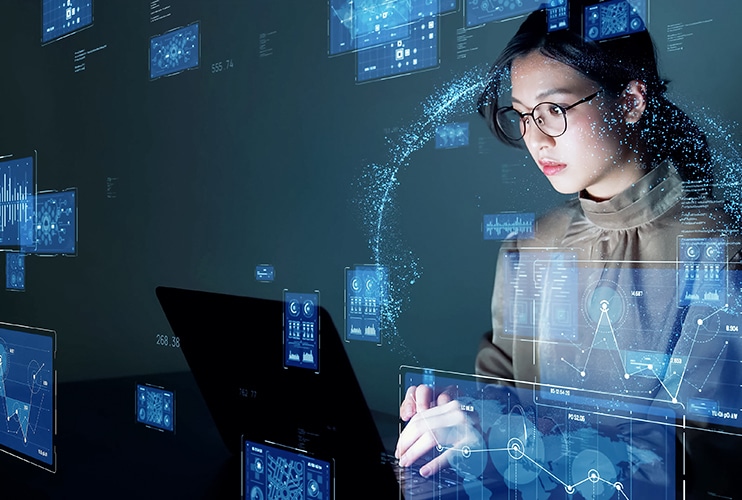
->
<box><xmin>283</xmin><ymin>292</ymin><xmax>320</xmax><ymax>371</ymax></box>
<box><xmin>678</xmin><ymin>237</ymin><xmax>726</xmax><ymax>307</ymax></box>
<box><xmin>150</xmin><ymin>22</ymin><xmax>200</xmax><ymax>80</ymax></box>
<box><xmin>255</xmin><ymin>264</ymin><xmax>275</xmax><ymax>282</ymax></box>
<box><xmin>330</xmin><ymin>0</ymin><xmax>411</xmax><ymax>55</ymax></box>
<box><xmin>500</xmin><ymin>249</ymin><xmax>742</xmax><ymax>432</ymax></box>
<box><xmin>25</xmin><ymin>190</ymin><xmax>76</xmax><ymax>256</ymax></box>
<box><xmin>584</xmin><ymin>0</ymin><xmax>647</xmax><ymax>42</ymax></box>
<box><xmin>466</xmin><ymin>0</ymin><xmax>567</xmax><ymax>28</ymax></box>
<box><xmin>356</xmin><ymin>0</ymin><xmax>438</xmax><ymax>82</ymax></box>
<box><xmin>435</xmin><ymin>122</ymin><xmax>469</xmax><ymax>149</ymax></box>
<box><xmin>41</xmin><ymin>0</ymin><xmax>93</xmax><ymax>44</ymax></box>
<box><xmin>483</xmin><ymin>212</ymin><xmax>535</xmax><ymax>240</ymax></box>
<box><xmin>346</xmin><ymin>265</ymin><xmax>387</xmax><ymax>343</ymax></box>
<box><xmin>5</xmin><ymin>254</ymin><xmax>25</xmax><ymax>291</ymax></box>
<box><xmin>243</xmin><ymin>439</ymin><xmax>333</xmax><ymax>500</ymax></box>
<box><xmin>0</xmin><ymin>156</ymin><xmax>35</xmax><ymax>250</ymax></box>
<box><xmin>0</xmin><ymin>324</ymin><xmax>55</xmax><ymax>469</ymax></box>
<box><xmin>401</xmin><ymin>366</ymin><xmax>677</xmax><ymax>498</ymax></box>
<box><xmin>136</xmin><ymin>384</ymin><xmax>175</xmax><ymax>432</ymax></box>
<box><xmin>440</xmin><ymin>0</ymin><xmax>458</xmax><ymax>14</ymax></box>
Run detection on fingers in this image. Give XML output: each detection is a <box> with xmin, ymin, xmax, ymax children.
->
<box><xmin>395</xmin><ymin>400</ymin><xmax>467</xmax><ymax>466</ymax></box>
<box><xmin>399</xmin><ymin>384</ymin><xmax>435</xmax><ymax>421</ymax></box>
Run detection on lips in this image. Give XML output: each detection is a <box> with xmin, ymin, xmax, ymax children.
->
<box><xmin>538</xmin><ymin>159</ymin><xmax>567</xmax><ymax>176</ymax></box>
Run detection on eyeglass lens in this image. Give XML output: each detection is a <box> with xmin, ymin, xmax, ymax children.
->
<box><xmin>496</xmin><ymin>103</ymin><xmax>567</xmax><ymax>141</ymax></box>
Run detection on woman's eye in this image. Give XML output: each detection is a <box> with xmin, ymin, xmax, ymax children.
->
<box><xmin>548</xmin><ymin>105</ymin><xmax>565</xmax><ymax>116</ymax></box>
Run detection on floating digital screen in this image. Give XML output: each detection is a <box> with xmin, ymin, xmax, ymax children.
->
<box><xmin>345</xmin><ymin>265</ymin><xmax>387</xmax><ymax>343</ymax></box>
<box><xmin>0</xmin><ymin>154</ymin><xmax>36</xmax><ymax>251</ymax></box>
<box><xmin>25</xmin><ymin>189</ymin><xmax>77</xmax><ymax>256</ymax></box>
<box><xmin>243</xmin><ymin>438</ymin><xmax>333</xmax><ymax>500</ymax></box>
<box><xmin>135</xmin><ymin>384</ymin><xmax>175</xmax><ymax>432</ymax></box>
<box><xmin>400</xmin><ymin>366</ymin><xmax>678</xmax><ymax>498</ymax></box>
<box><xmin>150</xmin><ymin>22</ymin><xmax>200</xmax><ymax>80</ymax></box>
<box><xmin>283</xmin><ymin>291</ymin><xmax>320</xmax><ymax>371</ymax></box>
<box><xmin>678</xmin><ymin>237</ymin><xmax>726</xmax><ymax>307</ymax></box>
<box><xmin>435</xmin><ymin>122</ymin><xmax>469</xmax><ymax>149</ymax></box>
<box><xmin>41</xmin><ymin>0</ymin><xmax>94</xmax><ymax>44</ymax></box>
<box><xmin>501</xmin><ymin>252</ymin><xmax>742</xmax><ymax>432</ymax></box>
<box><xmin>356</xmin><ymin>0</ymin><xmax>438</xmax><ymax>82</ymax></box>
<box><xmin>5</xmin><ymin>253</ymin><xmax>25</xmax><ymax>291</ymax></box>
<box><xmin>466</xmin><ymin>0</ymin><xmax>567</xmax><ymax>28</ymax></box>
<box><xmin>584</xmin><ymin>0</ymin><xmax>647</xmax><ymax>42</ymax></box>
<box><xmin>483</xmin><ymin>213</ymin><xmax>535</xmax><ymax>240</ymax></box>
<box><xmin>255</xmin><ymin>264</ymin><xmax>275</xmax><ymax>283</ymax></box>
<box><xmin>0</xmin><ymin>323</ymin><xmax>56</xmax><ymax>471</ymax></box>
<box><xmin>329</xmin><ymin>0</ymin><xmax>413</xmax><ymax>55</ymax></box>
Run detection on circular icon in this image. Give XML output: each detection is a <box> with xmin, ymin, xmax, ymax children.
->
<box><xmin>686</xmin><ymin>244</ymin><xmax>700</xmax><ymax>260</ymax></box>
<box><xmin>138</xmin><ymin>407</ymin><xmax>146</xmax><ymax>420</ymax></box>
<box><xmin>163</xmin><ymin>414</ymin><xmax>171</xmax><ymax>428</ymax></box>
<box><xmin>288</xmin><ymin>300</ymin><xmax>300</xmax><ymax>317</ymax></box>
<box><xmin>250</xmin><ymin>486</ymin><xmax>264</xmax><ymax>500</ymax></box>
<box><xmin>365</xmin><ymin>277</ymin><xmax>376</xmax><ymax>293</ymax></box>
<box><xmin>630</xmin><ymin>18</ymin><xmax>642</xmax><ymax>31</ymax></box>
<box><xmin>350</xmin><ymin>276</ymin><xmax>361</xmax><ymax>293</ymax></box>
<box><xmin>307</xmin><ymin>479</ymin><xmax>320</xmax><ymax>498</ymax></box>
<box><xmin>588</xmin><ymin>26</ymin><xmax>599</xmax><ymax>39</ymax></box>
<box><xmin>706</xmin><ymin>244</ymin><xmax>721</xmax><ymax>260</ymax></box>
<box><xmin>255</xmin><ymin>458</ymin><xmax>263</xmax><ymax>473</ymax></box>
<box><xmin>303</xmin><ymin>300</ymin><xmax>315</xmax><ymax>318</ymax></box>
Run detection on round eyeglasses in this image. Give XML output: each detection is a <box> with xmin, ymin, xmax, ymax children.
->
<box><xmin>495</xmin><ymin>90</ymin><xmax>602</xmax><ymax>141</ymax></box>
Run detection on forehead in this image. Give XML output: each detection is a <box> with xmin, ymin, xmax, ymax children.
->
<box><xmin>510</xmin><ymin>51</ymin><xmax>595</xmax><ymax>101</ymax></box>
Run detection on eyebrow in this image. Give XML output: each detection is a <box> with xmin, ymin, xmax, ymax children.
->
<box><xmin>511</xmin><ymin>87</ymin><xmax>581</xmax><ymax>106</ymax></box>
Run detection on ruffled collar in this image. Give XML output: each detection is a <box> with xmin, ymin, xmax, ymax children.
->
<box><xmin>578</xmin><ymin>162</ymin><xmax>684</xmax><ymax>230</ymax></box>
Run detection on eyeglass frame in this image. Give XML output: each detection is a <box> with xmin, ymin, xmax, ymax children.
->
<box><xmin>494</xmin><ymin>89</ymin><xmax>603</xmax><ymax>141</ymax></box>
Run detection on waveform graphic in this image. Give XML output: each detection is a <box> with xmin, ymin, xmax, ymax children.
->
<box><xmin>483</xmin><ymin>213</ymin><xmax>535</xmax><ymax>240</ymax></box>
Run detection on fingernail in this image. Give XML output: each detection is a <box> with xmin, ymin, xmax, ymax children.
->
<box><xmin>419</xmin><ymin>464</ymin><xmax>431</xmax><ymax>478</ymax></box>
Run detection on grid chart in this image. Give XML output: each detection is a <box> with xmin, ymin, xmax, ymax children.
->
<box><xmin>0</xmin><ymin>156</ymin><xmax>35</xmax><ymax>250</ymax></box>
<box><xmin>5</xmin><ymin>254</ymin><xmax>25</xmax><ymax>291</ymax></box>
<box><xmin>244</xmin><ymin>439</ymin><xmax>332</xmax><ymax>500</ymax></box>
<box><xmin>356</xmin><ymin>0</ymin><xmax>439</xmax><ymax>82</ymax></box>
<box><xmin>150</xmin><ymin>22</ymin><xmax>200</xmax><ymax>80</ymax></box>
<box><xmin>584</xmin><ymin>0</ymin><xmax>647</xmax><ymax>42</ymax></box>
<box><xmin>41</xmin><ymin>0</ymin><xmax>93</xmax><ymax>44</ymax></box>
<box><xmin>0</xmin><ymin>325</ymin><xmax>55</xmax><ymax>469</ymax></box>
<box><xmin>284</xmin><ymin>292</ymin><xmax>320</xmax><ymax>371</ymax></box>
<box><xmin>136</xmin><ymin>384</ymin><xmax>175</xmax><ymax>432</ymax></box>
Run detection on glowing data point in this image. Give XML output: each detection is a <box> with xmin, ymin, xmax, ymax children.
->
<box><xmin>580</xmin><ymin>371</ymin><xmax>586</xmax><ymax>377</ymax></box>
<box><xmin>565</xmin><ymin>485</ymin><xmax>575</xmax><ymax>494</ymax></box>
<box><xmin>698</xmin><ymin>318</ymin><xmax>704</xmax><ymax>326</ymax></box>
<box><xmin>615</xmin><ymin>482</ymin><xmax>623</xmax><ymax>491</ymax></box>
<box><xmin>672</xmin><ymin>397</ymin><xmax>678</xmax><ymax>404</ymax></box>
<box><xmin>462</xmin><ymin>446</ymin><xmax>471</xmax><ymax>458</ymax></box>
<box><xmin>624</xmin><ymin>373</ymin><xmax>630</xmax><ymax>379</ymax></box>
<box><xmin>588</xmin><ymin>469</ymin><xmax>600</xmax><ymax>482</ymax></box>
<box><xmin>436</xmin><ymin>444</ymin><xmax>444</xmax><ymax>452</ymax></box>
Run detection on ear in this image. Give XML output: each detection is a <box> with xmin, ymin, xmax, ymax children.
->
<box><xmin>621</xmin><ymin>80</ymin><xmax>647</xmax><ymax>124</ymax></box>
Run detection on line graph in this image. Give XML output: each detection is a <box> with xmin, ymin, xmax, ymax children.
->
<box><xmin>0</xmin><ymin>324</ymin><xmax>55</xmax><ymax>470</ymax></box>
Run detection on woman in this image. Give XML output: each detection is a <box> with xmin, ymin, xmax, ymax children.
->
<box><xmin>397</xmin><ymin>4</ymin><xmax>741</xmax><ymax>497</ymax></box>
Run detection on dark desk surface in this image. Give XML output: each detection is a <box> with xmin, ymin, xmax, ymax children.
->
<box><xmin>3</xmin><ymin>371</ymin><xmax>238</xmax><ymax>499</ymax></box>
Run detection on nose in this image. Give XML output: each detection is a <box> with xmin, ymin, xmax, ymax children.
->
<box><xmin>522</xmin><ymin>121</ymin><xmax>556</xmax><ymax>152</ymax></box>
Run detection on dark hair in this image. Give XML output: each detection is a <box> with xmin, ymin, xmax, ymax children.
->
<box><xmin>476</xmin><ymin>5</ymin><xmax>711</xmax><ymax>184</ymax></box>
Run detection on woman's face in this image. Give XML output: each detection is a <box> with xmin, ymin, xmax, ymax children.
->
<box><xmin>510</xmin><ymin>51</ymin><xmax>644</xmax><ymax>200</ymax></box>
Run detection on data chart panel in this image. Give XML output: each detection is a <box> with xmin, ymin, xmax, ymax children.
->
<box><xmin>0</xmin><ymin>154</ymin><xmax>36</xmax><ymax>251</ymax></box>
<box><xmin>0</xmin><ymin>323</ymin><xmax>55</xmax><ymax>471</ymax></box>
<box><xmin>345</xmin><ymin>265</ymin><xmax>387</xmax><ymax>343</ymax></box>
<box><xmin>400</xmin><ymin>366</ymin><xmax>678</xmax><ymax>499</ymax></box>
<box><xmin>356</xmin><ymin>0</ymin><xmax>438</xmax><ymax>82</ymax></box>
<box><xmin>466</xmin><ymin>0</ymin><xmax>567</xmax><ymax>28</ymax></box>
<box><xmin>135</xmin><ymin>384</ymin><xmax>175</xmax><ymax>432</ymax></box>
<box><xmin>5</xmin><ymin>254</ymin><xmax>25</xmax><ymax>292</ymax></box>
<box><xmin>435</xmin><ymin>122</ymin><xmax>469</xmax><ymax>149</ymax></box>
<box><xmin>41</xmin><ymin>0</ymin><xmax>93</xmax><ymax>44</ymax></box>
<box><xmin>150</xmin><ymin>22</ymin><xmax>200</xmax><ymax>80</ymax></box>
<box><xmin>26</xmin><ymin>189</ymin><xmax>77</xmax><ymax>256</ymax></box>
<box><xmin>584</xmin><ymin>0</ymin><xmax>647</xmax><ymax>42</ymax></box>
<box><xmin>283</xmin><ymin>291</ymin><xmax>320</xmax><ymax>371</ymax></box>
<box><xmin>243</xmin><ymin>438</ymin><xmax>333</xmax><ymax>500</ymax></box>
<box><xmin>329</xmin><ymin>0</ymin><xmax>413</xmax><ymax>56</ymax></box>
<box><xmin>483</xmin><ymin>213</ymin><xmax>535</xmax><ymax>240</ymax></box>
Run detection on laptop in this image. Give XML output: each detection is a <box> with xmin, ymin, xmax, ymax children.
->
<box><xmin>155</xmin><ymin>286</ymin><xmax>400</xmax><ymax>497</ymax></box>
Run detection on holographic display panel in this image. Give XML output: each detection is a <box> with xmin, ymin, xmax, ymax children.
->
<box><xmin>243</xmin><ymin>438</ymin><xmax>333</xmax><ymax>500</ymax></box>
<box><xmin>329</xmin><ymin>0</ymin><xmax>413</xmax><ymax>55</ymax></box>
<box><xmin>483</xmin><ymin>213</ymin><xmax>535</xmax><ymax>240</ymax></box>
<box><xmin>0</xmin><ymin>155</ymin><xmax>35</xmax><ymax>251</ymax></box>
<box><xmin>5</xmin><ymin>253</ymin><xmax>25</xmax><ymax>291</ymax></box>
<box><xmin>150</xmin><ymin>22</ymin><xmax>200</xmax><ymax>80</ymax></box>
<box><xmin>25</xmin><ymin>189</ymin><xmax>77</xmax><ymax>256</ymax></box>
<box><xmin>435</xmin><ymin>122</ymin><xmax>469</xmax><ymax>149</ymax></box>
<box><xmin>584</xmin><ymin>0</ymin><xmax>647</xmax><ymax>42</ymax></box>
<box><xmin>466</xmin><ymin>0</ymin><xmax>567</xmax><ymax>28</ymax></box>
<box><xmin>400</xmin><ymin>366</ymin><xmax>677</xmax><ymax>499</ymax></box>
<box><xmin>136</xmin><ymin>384</ymin><xmax>175</xmax><ymax>432</ymax></box>
<box><xmin>500</xmin><ymin>249</ymin><xmax>742</xmax><ymax>432</ymax></box>
<box><xmin>0</xmin><ymin>323</ymin><xmax>55</xmax><ymax>470</ymax></box>
<box><xmin>346</xmin><ymin>265</ymin><xmax>387</xmax><ymax>343</ymax></box>
<box><xmin>356</xmin><ymin>0</ymin><xmax>438</xmax><ymax>82</ymax></box>
<box><xmin>41</xmin><ymin>0</ymin><xmax>93</xmax><ymax>44</ymax></box>
<box><xmin>255</xmin><ymin>264</ymin><xmax>275</xmax><ymax>282</ymax></box>
<box><xmin>283</xmin><ymin>291</ymin><xmax>320</xmax><ymax>371</ymax></box>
